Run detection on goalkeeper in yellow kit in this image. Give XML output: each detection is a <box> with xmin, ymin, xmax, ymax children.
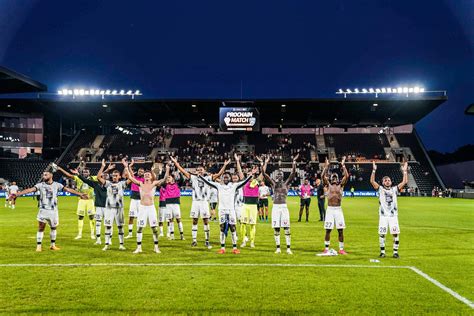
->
<box><xmin>56</xmin><ymin>162</ymin><xmax>96</xmax><ymax>240</ymax></box>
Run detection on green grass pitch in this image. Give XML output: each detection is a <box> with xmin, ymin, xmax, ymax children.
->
<box><xmin>0</xmin><ymin>196</ymin><xmax>472</xmax><ymax>314</ymax></box>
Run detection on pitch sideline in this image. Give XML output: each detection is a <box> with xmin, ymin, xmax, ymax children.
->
<box><xmin>0</xmin><ymin>262</ymin><xmax>472</xmax><ymax>308</ymax></box>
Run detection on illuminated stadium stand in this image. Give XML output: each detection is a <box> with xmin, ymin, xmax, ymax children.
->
<box><xmin>0</xmin><ymin>69</ymin><xmax>449</xmax><ymax>194</ymax></box>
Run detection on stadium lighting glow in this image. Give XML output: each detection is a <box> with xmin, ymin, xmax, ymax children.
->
<box><xmin>373</xmin><ymin>103</ymin><xmax>378</xmax><ymax>107</ymax></box>
<box><xmin>102</xmin><ymin>104</ymin><xmax>108</xmax><ymax>108</ymax></box>
<box><xmin>58</xmin><ymin>87</ymin><xmax>143</xmax><ymax>99</ymax></box>
<box><xmin>281</xmin><ymin>104</ymin><xmax>286</xmax><ymax>108</ymax></box>
<box><xmin>336</xmin><ymin>85</ymin><xmax>431</xmax><ymax>98</ymax></box>
<box><xmin>191</xmin><ymin>104</ymin><xmax>197</xmax><ymax>108</ymax></box>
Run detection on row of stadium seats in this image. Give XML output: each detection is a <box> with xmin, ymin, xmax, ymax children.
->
<box><xmin>325</xmin><ymin>134</ymin><xmax>389</xmax><ymax>160</ymax></box>
<box><xmin>0</xmin><ymin>159</ymin><xmax>51</xmax><ymax>188</ymax></box>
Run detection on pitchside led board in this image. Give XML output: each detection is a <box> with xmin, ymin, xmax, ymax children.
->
<box><xmin>219</xmin><ymin>107</ymin><xmax>260</xmax><ymax>132</ymax></box>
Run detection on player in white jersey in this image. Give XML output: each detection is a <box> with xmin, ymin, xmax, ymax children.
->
<box><xmin>258</xmin><ymin>181</ymin><xmax>271</xmax><ymax>222</ymax></box>
<box><xmin>7</xmin><ymin>182</ymin><xmax>19</xmax><ymax>209</ymax></box>
<box><xmin>370</xmin><ymin>160</ymin><xmax>408</xmax><ymax>258</ymax></box>
<box><xmin>16</xmin><ymin>169</ymin><xmax>85</xmax><ymax>252</ymax></box>
<box><xmin>97</xmin><ymin>159</ymin><xmax>132</xmax><ymax>251</ymax></box>
<box><xmin>170</xmin><ymin>156</ymin><xmax>229</xmax><ymax>248</ymax></box>
<box><xmin>199</xmin><ymin>167</ymin><xmax>256</xmax><ymax>254</ymax></box>
<box><xmin>124</xmin><ymin>160</ymin><xmax>169</xmax><ymax>254</ymax></box>
<box><xmin>209</xmin><ymin>187</ymin><xmax>218</xmax><ymax>221</ymax></box>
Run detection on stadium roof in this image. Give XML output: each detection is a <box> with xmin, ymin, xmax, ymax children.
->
<box><xmin>0</xmin><ymin>96</ymin><xmax>447</xmax><ymax>128</ymax></box>
<box><xmin>0</xmin><ymin>66</ymin><xmax>47</xmax><ymax>94</ymax></box>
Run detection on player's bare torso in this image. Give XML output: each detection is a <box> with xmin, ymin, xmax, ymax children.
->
<box><xmin>272</xmin><ymin>181</ymin><xmax>288</xmax><ymax>205</ymax></box>
<box><xmin>327</xmin><ymin>184</ymin><xmax>343</xmax><ymax>207</ymax></box>
<box><xmin>140</xmin><ymin>183</ymin><xmax>156</xmax><ymax>206</ymax></box>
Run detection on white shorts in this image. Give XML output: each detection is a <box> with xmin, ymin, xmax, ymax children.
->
<box><xmin>219</xmin><ymin>209</ymin><xmax>237</xmax><ymax>226</ymax></box>
<box><xmin>190</xmin><ymin>200</ymin><xmax>210</xmax><ymax>219</ymax></box>
<box><xmin>158</xmin><ymin>206</ymin><xmax>169</xmax><ymax>222</ymax></box>
<box><xmin>167</xmin><ymin>204</ymin><xmax>181</xmax><ymax>219</ymax></box>
<box><xmin>138</xmin><ymin>204</ymin><xmax>158</xmax><ymax>228</ymax></box>
<box><xmin>37</xmin><ymin>209</ymin><xmax>59</xmax><ymax>228</ymax></box>
<box><xmin>271</xmin><ymin>204</ymin><xmax>290</xmax><ymax>228</ymax></box>
<box><xmin>95</xmin><ymin>207</ymin><xmax>106</xmax><ymax>220</ymax></box>
<box><xmin>324</xmin><ymin>206</ymin><xmax>346</xmax><ymax>230</ymax></box>
<box><xmin>104</xmin><ymin>207</ymin><xmax>125</xmax><ymax>227</ymax></box>
<box><xmin>379</xmin><ymin>215</ymin><xmax>400</xmax><ymax>235</ymax></box>
<box><xmin>235</xmin><ymin>204</ymin><xmax>243</xmax><ymax>221</ymax></box>
<box><xmin>129</xmin><ymin>199</ymin><xmax>141</xmax><ymax>218</ymax></box>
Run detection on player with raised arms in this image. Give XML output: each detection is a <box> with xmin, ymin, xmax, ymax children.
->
<box><xmin>370</xmin><ymin>160</ymin><xmax>408</xmax><ymax>258</ymax></box>
<box><xmin>69</xmin><ymin>160</ymin><xmax>113</xmax><ymax>245</ymax></box>
<box><xmin>320</xmin><ymin>157</ymin><xmax>349</xmax><ymax>255</ymax></box>
<box><xmin>170</xmin><ymin>156</ymin><xmax>230</xmax><ymax>248</ymax></box>
<box><xmin>235</xmin><ymin>153</ymin><xmax>263</xmax><ymax>248</ymax></box>
<box><xmin>199</xmin><ymin>165</ymin><xmax>257</xmax><ymax>254</ymax></box>
<box><xmin>125</xmin><ymin>166</ymin><xmax>145</xmax><ymax>239</ymax></box>
<box><xmin>123</xmin><ymin>159</ymin><xmax>169</xmax><ymax>254</ymax></box>
<box><xmin>16</xmin><ymin>166</ymin><xmax>86</xmax><ymax>251</ymax></box>
<box><xmin>97</xmin><ymin>159</ymin><xmax>132</xmax><ymax>251</ymax></box>
<box><xmin>55</xmin><ymin>161</ymin><xmax>96</xmax><ymax>240</ymax></box>
<box><xmin>261</xmin><ymin>154</ymin><xmax>299</xmax><ymax>254</ymax></box>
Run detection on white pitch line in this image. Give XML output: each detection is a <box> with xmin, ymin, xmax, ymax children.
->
<box><xmin>0</xmin><ymin>263</ymin><xmax>410</xmax><ymax>268</ymax></box>
<box><xmin>409</xmin><ymin>266</ymin><xmax>474</xmax><ymax>309</ymax></box>
<box><xmin>0</xmin><ymin>262</ymin><xmax>471</xmax><ymax>309</ymax></box>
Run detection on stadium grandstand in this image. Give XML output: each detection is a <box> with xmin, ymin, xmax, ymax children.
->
<box><xmin>0</xmin><ymin>67</ymin><xmax>450</xmax><ymax>197</ymax></box>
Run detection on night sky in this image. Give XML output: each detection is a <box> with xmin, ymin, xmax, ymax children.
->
<box><xmin>0</xmin><ymin>0</ymin><xmax>472</xmax><ymax>152</ymax></box>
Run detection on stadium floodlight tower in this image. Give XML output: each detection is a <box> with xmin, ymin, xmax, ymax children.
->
<box><xmin>336</xmin><ymin>86</ymin><xmax>446</xmax><ymax>98</ymax></box>
<box><xmin>57</xmin><ymin>88</ymin><xmax>142</xmax><ymax>99</ymax></box>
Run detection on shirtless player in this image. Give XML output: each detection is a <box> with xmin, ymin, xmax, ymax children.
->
<box><xmin>261</xmin><ymin>154</ymin><xmax>299</xmax><ymax>254</ymax></box>
<box><xmin>124</xmin><ymin>160</ymin><xmax>169</xmax><ymax>254</ymax></box>
<box><xmin>320</xmin><ymin>157</ymin><xmax>349</xmax><ymax>255</ymax></box>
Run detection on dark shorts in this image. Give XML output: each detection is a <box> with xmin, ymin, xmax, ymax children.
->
<box><xmin>300</xmin><ymin>198</ymin><xmax>311</xmax><ymax>207</ymax></box>
<box><xmin>258</xmin><ymin>199</ymin><xmax>269</xmax><ymax>208</ymax></box>
<box><xmin>209</xmin><ymin>202</ymin><xmax>217</xmax><ymax>210</ymax></box>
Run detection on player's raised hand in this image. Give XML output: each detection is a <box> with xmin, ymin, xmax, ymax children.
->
<box><xmin>107</xmin><ymin>163</ymin><xmax>116</xmax><ymax>171</ymax></box>
<box><xmin>234</xmin><ymin>153</ymin><xmax>241</xmax><ymax>162</ymax></box>
<box><xmin>129</xmin><ymin>159</ymin><xmax>135</xmax><ymax>167</ymax></box>
<box><xmin>402</xmin><ymin>160</ymin><xmax>408</xmax><ymax>172</ymax></box>
<box><xmin>341</xmin><ymin>156</ymin><xmax>346</xmax><ymax>166</ymax></box>
<box><xmin>250</xmin><ymin>165</ymin><xmax>259</xmax><ymax>175</ymax></box>
<box><xmin>224</xmin><ymin>158</ymin><xmax>231</xmax><ymax>166</ymax></box>
<box><xmin>165</xmin><ymin>163</ymin><xmax>171</xmax><ymax>172</ymax></box>
<box><xmin>324</xmin><ymin>157</ymin><xmax>330</xmax><ymax>168</ymax></box>
<box><xmin>372</xmin><ymin>161</ymin><xmax>377</xmax><ymax>171</ymax></box>
<box><xmin>170</xmin><ymin>156</ymin><xmax>178</xmax><ymax>164</ymax></box>
<box><xmin>121</xmin><ymin>158</ymin><xmax>128</xmax><ymax>167</ymax></box>
<box><xmin>70</xmin><ymin>168</ymin><xmax>79</xmax><ymax>175</ymax></box>
<box><xmin>101</xmin><ymin>159</ymin><xmax>106</xmax><ymax>167</ymax></box>
<box><xmin>292</xmin><ymin>153</ymin><xmax>300</xmax><ymax>163</ymax></box>
<box><xmin>256</xmin><ymin>155</ymin><xmax>263</xmax><ymax>164</ymax></box>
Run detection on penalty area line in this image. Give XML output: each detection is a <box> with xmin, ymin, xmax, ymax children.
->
<box><xmin>408</xmin><ymin>266</ymin><xmax>473</xmax><ymax>309</ymax></box>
